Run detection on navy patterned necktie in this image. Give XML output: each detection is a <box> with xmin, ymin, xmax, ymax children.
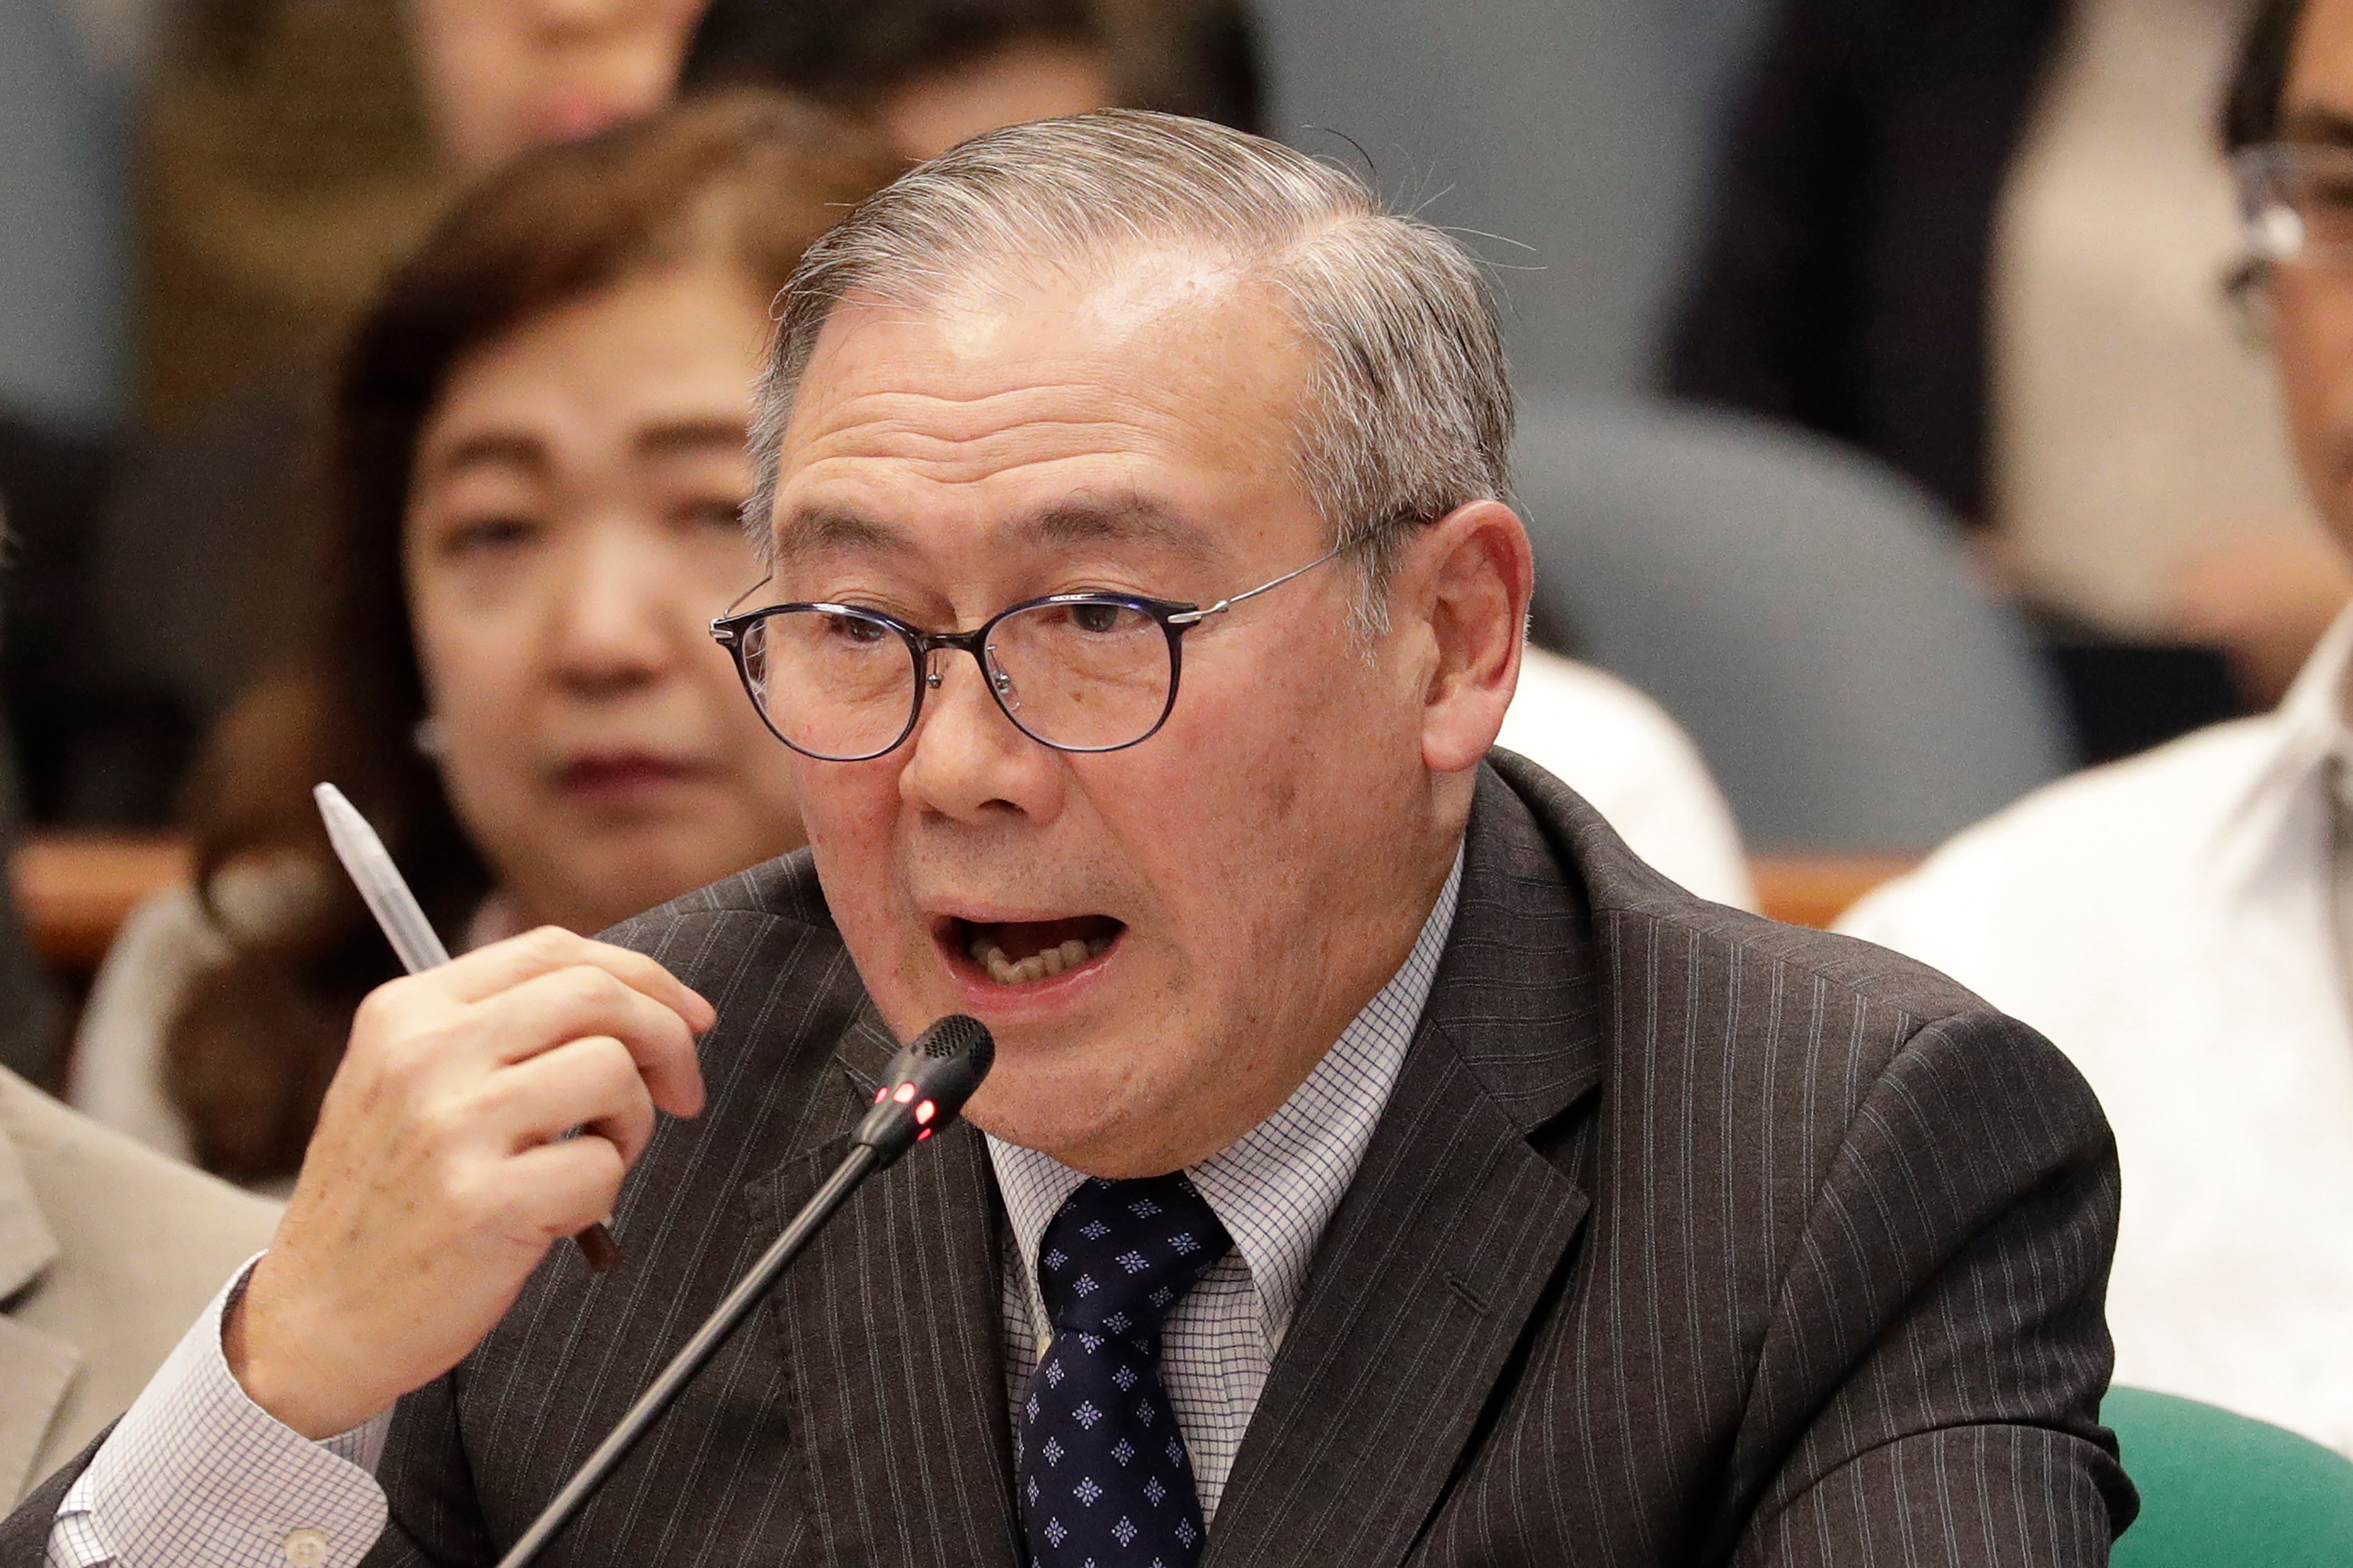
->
<box><xmin>1018</xmin><ymin>1172</ymin><xmax>1233</xmax><ymax>1568</ymax></box>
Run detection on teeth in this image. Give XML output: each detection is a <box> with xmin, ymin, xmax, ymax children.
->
<box><xmin>963</xmin><ymin>929</ymin><xmax>1118</xmax><ymax>985</ymax></box>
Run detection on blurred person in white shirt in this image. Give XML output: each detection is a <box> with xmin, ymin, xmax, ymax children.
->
<box><xmin>1839</xmin><ymin>0</ymin><xmax>2353</xmax><ymax>1455</ymax></box>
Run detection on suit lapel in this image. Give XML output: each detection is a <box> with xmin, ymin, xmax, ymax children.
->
<box><xmin>747</xmin><ymin>998</ymin><xmax>1019</xmax><ymax>1568</ymax></box>
<box><xmin>0</xmin><ymin>1316</ymin><xmax>78</xmax><ymax>1503</ymax></box>
<box><xmin>0</xmin><ymin>1121</ymin><xmax>77</xmax><ymax>1503</ymax></box>
<box><xmin>1205</xmin><ymin>765</ymin><xmax>1605</xmax><ymax>1568</ymax></box>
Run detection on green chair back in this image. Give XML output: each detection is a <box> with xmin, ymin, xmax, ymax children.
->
<box><xmin>2105</xmin><ymin>1386</ymin><xmax>2353</xmax><ymax>1566</ymax></box>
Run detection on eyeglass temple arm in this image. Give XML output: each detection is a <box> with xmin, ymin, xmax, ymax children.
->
<box><xmin>711</xmin><ymin>580</ymin><xmax>774</xmax><ymax>640</ymax></box>
<box><xmin>1164</xmin><ymin>539</ymin><xmax>1353</xmax><ymax>627</ymax></box>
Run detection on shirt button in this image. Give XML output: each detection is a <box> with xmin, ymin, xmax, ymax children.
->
<box><xmin>282</xmin><ymin>1527</ymin><xmax>331</xmax><ymax>1566</ymax></box>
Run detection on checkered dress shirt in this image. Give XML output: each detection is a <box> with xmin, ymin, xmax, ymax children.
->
<box><xmin>45</xmin><ymin>1263</ymin><xmax>390</xmax><ymax>1567</ymax></box>
<box><xmin>990</xmin><ymin>850</ymin><xmax>1460</xmax><ymax>1520</ymax></box>
<box><xmin>40</xmin><ymin>853</ymin><xmax>1459</xmax><ymax>1564</ymax></box>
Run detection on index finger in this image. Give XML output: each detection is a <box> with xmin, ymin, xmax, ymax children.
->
<box><xmin>434</xmin><ymin>927</ymin><xmax>717</xmax><ymax>1033</ymax></box>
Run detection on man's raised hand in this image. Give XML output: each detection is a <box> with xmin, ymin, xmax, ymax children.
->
<box><xmin>225</xmin><ymin>927</ymin><xmax>714</xmax><ymax>1439</ymax></box>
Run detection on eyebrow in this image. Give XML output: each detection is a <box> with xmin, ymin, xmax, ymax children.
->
<box><xmin>635</xmin><ymin>417</ymin><xmax>749</xmax><ymax>461</ymax></box>
<box><xmin>772</xmin><ymin>492</ymin><xmax>1218</xmax><ymax>564</ymax></box>
<box><xmin>2278</xmin><ymin>107</ymin><xmax>2353</xmax><ymax>147</ymax></box>
<box><xmin>421</xmin><ymin>419</ymin><xmax>749</xmax><ymax>482</ymax></box>
<box><xmin>423</xmin><ymin>431</ymin><xmax>547</xmax><ymax>480</ymax></box>
<box><xmin>1030</xmin><ymin>495</ymin><xmax>1215</xmax><ymax>558</ymax></box>
<box><xmin>773</xmin><ymin>505</ymin><xmax>910</xmax><ymax>560</ymax></box>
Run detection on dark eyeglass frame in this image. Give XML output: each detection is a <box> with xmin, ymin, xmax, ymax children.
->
<box><xmin>710</xmin><ymin>539</ymin><xmax>1352</xmax><ymax>762</ymax></box>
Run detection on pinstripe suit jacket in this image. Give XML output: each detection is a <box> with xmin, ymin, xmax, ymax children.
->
<box><xmin>0</xmin><ymin>753</ymin><xmax>2135</xmax><ymax>1564</ymax></box>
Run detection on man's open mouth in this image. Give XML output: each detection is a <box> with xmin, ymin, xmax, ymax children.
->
<box><xmin>948</xmin><ymin>914</ymin><xmax>1124</xmax><ymax>986</ymax></box>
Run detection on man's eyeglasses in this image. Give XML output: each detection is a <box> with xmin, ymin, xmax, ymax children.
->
<box><xmin>710</xmin><ymin>537</ymin><xmax>1357</xmax><ymax>761</ymax></box>
<box><xmin>2234</xmin><ymin>142</ymin><xmax>2353</xmax><ymax>273</ymax></box>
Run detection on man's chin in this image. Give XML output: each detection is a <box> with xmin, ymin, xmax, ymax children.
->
<box><xmin>959</xmin><ymin>1067</ymin><xmax>1168</xmax><ymax>1175</ymax></box>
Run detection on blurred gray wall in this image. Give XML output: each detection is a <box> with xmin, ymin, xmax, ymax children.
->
<box><xmin>0</xmin><ymin>1</ymin><xmax>126</xmax><ymax>424</ymax></box>
<box><xmin>1254</xmin><ymin>0</ymin><xmax>1766</xmax><ymax>395</ymax></box>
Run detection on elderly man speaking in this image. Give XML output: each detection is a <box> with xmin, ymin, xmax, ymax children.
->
<box><xmin>6</xmin><ymin>113</ymin><xmax>2133</xmax><ymax>1567</ymax></box>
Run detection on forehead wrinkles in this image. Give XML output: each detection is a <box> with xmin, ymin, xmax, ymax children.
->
<box><xmin>784</xmin><ymin>385</ymin><xmax>1209</xmax><ymax>491</ymax></box>
<box><xmin>782</xmin><ymin>269</ymin><xmax>1309</xmax><ymax>475</ymax></box>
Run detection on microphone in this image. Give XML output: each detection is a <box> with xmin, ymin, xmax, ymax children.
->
<box><xmin>495</xmin><ymin>1015</ymin><xmax>996</xmax><ymax>1568</ymax></box>
<box><xmin>852</xmin><ymin>1012</ymin><xmax>996</xmax><ymax>1162</ymax></box>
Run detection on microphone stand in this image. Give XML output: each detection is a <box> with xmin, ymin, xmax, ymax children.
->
<box><xmin>493</xmin><ymin>1014</ymin><xmax>993</xmax><ymax>1568</ymax></box>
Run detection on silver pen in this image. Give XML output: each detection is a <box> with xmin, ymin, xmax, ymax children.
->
<box><xmin>314</xmin><ymin>783</ymin><xmax>623</xmax><ymax>1271</ymax></box>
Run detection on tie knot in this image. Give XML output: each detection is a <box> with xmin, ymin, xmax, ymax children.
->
<box><xmin>1035</xmin><ymin>1172</ymin><xmax>1231</xmax><ymax>1339</ymax></box>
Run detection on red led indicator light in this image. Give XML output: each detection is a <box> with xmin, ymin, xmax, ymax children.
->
<box><xmin>918</xmin><ymin>1127</ymin><xmax>932</xmax><ymax>1141</ymax></box>
<box><xmin>916</xmin><ymin>1100</ymin><xmax>936</xmax><ymax>1125</ymax></box>
<box><xmin>893</xmin><ymin>1083</ymin><xmax>917</xmax><ymax>1104</ymax></box>
<box><xmin>874</xmin><ymin>1086</ymin><xmax>889</xmax><ymax>1104</ymax></box>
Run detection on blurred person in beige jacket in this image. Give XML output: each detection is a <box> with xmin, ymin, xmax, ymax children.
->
<box><xmin>0</xmin><ymin>1066</ymin><xmax>278</xmax><ymax>1503</ymax></box>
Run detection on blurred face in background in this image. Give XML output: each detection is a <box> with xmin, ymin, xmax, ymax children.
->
<box><xmin>878</xmin><ymin>36</ymin><xmax>1115</xmax><ymax>162</ymax></box>
<box><xmin>2272</xmin><ymin>0</ymin><xmax>2353</xmax><ymax>545</ymax></box>
<box><xmin>407</xmin><ymin>0</ymin><xmax>709</xmax><ymax>175</ymax></box>
<box><xmin>405</xmin><ymin>260</ymin><xmax>804</xmax><ymax>935</ymax></box>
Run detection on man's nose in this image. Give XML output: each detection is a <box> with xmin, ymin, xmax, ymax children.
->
<box><xmin>898</xmin><ymin>650</ymin><xmax>1066</xmax><ymax>825</ymax></box>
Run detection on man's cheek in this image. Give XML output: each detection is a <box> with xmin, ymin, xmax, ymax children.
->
<box><xmin>796</xmin><ymin>765</ymin><xmax>898</xmax><ymax>854</ymax></box>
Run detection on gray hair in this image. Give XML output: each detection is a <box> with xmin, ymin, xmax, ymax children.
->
<box><xmin>747</xmin><ymin>109</ymin><xmax>1514</xmax><ymax>632</ymax></box>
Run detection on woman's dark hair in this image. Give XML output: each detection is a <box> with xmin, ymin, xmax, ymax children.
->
<box><xmin>685</xmin><ymin>0</ymin><xmax>1266</xmax><ymax>138</ymax></box>
<box><xmin>2224</xmin><ymin>0</ymin><xmax>2310</xmax><ymax>152</ymax></box>
<box><xmin>164</xmin><ymin>91</ymin><xmax>897</xmax><ymax>1181</ymax></box>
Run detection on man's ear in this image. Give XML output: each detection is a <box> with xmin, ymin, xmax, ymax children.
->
<box><xmin>1401</xmin><ymin>499</ymin><xmax>1533</xmax><ymax>775</ymax></box>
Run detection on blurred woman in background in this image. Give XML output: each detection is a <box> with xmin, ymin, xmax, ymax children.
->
<box><xmin>408</xmin><ymin>0</ymin><xmax>711</xmax><ymax>179</ymax></box>
<box><xmin>687</xmin><ymin>0</ymin><xmax>1264</xmax><ymax>159</ymax></box>
<box><xmin>141</xmin><ymin>0</ymin><xmax>717</xmax><ymax>425</ymax></box>
<box><xmin>69</xmin><ymin>91</ymin><xmax>899</xmax><ymax>1184</ymax></box>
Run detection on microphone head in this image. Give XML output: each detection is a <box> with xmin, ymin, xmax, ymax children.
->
<box><xmin>853</xmin><ymin>1014</ymin><xmax>997</xmax><ymax>1165</ymax></box>
<box><xmin>910</xmin><ymin>1012</ymin><xmax>993</xmax><ymax>1065</ymax></box>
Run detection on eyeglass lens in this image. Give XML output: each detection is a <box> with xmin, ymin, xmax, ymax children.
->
<box><xmin>740</xmin><ymin>601</ymin><xmax>1177</xmax><ymax>759</ymax></box>
<box><xmin>2244</xmin><ymin>145</ymin><xmax>2353</xmax><ymax>266</ymax></box>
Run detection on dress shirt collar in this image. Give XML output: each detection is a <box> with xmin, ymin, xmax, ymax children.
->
<box><xmin>989</xmin><ymin>845</ymin><xmax>1465</xmax><ymax>1349</ymax></box>
<box><xmin>2209</xmin><ymin>603</ymin><xmax>2353</xmax><ymax>900</ymax></box>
